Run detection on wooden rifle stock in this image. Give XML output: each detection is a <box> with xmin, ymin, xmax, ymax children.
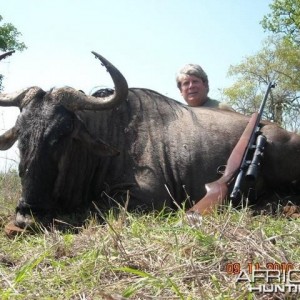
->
<box><xmin>187</xmin><ymin>113</ymin><xmax>258</xmax><ymax>215</ymax></box>
<box><xmin>187</xmin><ymin>82</ymin><xmax>275</xmax><ymax>216</ymax></box>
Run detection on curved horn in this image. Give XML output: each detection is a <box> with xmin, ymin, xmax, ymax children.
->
<box><xmin>0</xmin><ymin>88</ymin><xmax>28</xmax><ymax>107</ymax></box>
<box><xmin>0</xmin><ymin>86</ymin><xmax>44</xmax><ymax>108</ymax></box>
<box><xmin>0</xmin><ymin>126</ymin><xmax>18</xmax><ymax>150</ymax></box>
<box><xmin>58</xmin><ymin>52</ymin><xmax>128</xmax><ymax>111</ymax></box>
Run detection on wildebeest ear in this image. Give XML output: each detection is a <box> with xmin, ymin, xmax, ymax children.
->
<box><xmin>73</xmin><ymin>118</ymin><xmax>119</xmax><ymax>157</ymax></box>
<box><xmin>0</xmin><ymin>127</ymin><xmax>18</xmax><ymax>150</ymax></box>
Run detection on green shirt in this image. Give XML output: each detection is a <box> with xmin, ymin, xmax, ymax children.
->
<box><xmin>202</xmin><ymin>97</ymin><xmax>221</xmax><ymax>108</ymax></box>
<box><xmin>202</xmin><ymin>97</ymin><xmax>234</xmax><ymax>111</ymax></box>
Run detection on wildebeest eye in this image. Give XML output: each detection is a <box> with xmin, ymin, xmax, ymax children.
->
<box><xmin>45</xmin><ymin>117</ymin><xmax>74</xmax><ymax>148</ymax></box>
<box><xmin>49</xmin><ymin>138</ymin><xmax>59</xmax><ymax>146</ymax></box>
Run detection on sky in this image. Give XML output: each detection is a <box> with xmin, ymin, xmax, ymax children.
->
<box><xmin>0</xmin><ymin>0</ymin><xmax>273</xmax><ymax>171</ymax></box>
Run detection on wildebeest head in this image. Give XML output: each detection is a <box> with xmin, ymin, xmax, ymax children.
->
<box><xmin>0</xmin><ymin>52</ymin><xmax>128</xmax><ymax>226</ymax></box>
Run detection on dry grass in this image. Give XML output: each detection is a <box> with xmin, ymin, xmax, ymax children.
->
<box><xmin>0</xmin><ymin>172</ymin><xmax>300</xmax><ymax>300</ymax></box>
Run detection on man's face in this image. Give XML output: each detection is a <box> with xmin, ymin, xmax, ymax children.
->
<box><xmin>179</xmin><ymin>75</ymin><xmax>208</xmax><ymax>107</ymax></box>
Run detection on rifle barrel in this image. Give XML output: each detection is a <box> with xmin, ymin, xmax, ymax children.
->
<box><xmin>230</xmin><ymin>82</ymin><xmax>275</xmax><ymax>201</ymax></box>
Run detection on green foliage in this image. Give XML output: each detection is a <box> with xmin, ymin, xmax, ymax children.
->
<box><xmin>224</xmin><ymin>0</ymin><xmax>300</xmax><ymax>130</ymax></box>
<box><xmin>0</xmin><ymin>15</ymin><xmax>27</xmax><ymax>91</ymax></box>
<box><xmin>261</xmin><ymin>0</ymin><xmax>300</xmax><ymax>45</ymax></box>
<box><xmin>0</xmin><ymin>15</ymin><xmax>26</xmax><ymax>52</ymax></box>
<box><xmin>222</xmin><ymin>81</ymin><xmax>262</xmax><ymax>116</ymax></box>
<box><xmin>222</xmin><ymin>36</ymin><xmax>300</xmax><ymax>130</ymax></box>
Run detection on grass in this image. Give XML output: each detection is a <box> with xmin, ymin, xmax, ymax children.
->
<box><xmin>0</xmin><ymin>171</ymin><xmax>300</xmax><ymax>299</ymax></box>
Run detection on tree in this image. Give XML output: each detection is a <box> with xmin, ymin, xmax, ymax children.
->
<box><xmin>0</xmin><ymin>15</ymin><xmax>26</xmax><ymax>90</ymax></box>
<box><xmin>221</xmin><ymin>36</ymin><xmax>300</xmax><ymax>131</ymax></box>
<box><xmin>222</xmin><ymin>0</ymin><xmax>300</xmax><ymax>131</ymax></box>
<box><xmin>261</xmin><ymin>0</ymin><xmax>300</xmax><ymax>45</ymax></box>
<box><xmin>0</xmin><ymin>15</ymin><xmax>26</xmax><ymax>51</ymax></box>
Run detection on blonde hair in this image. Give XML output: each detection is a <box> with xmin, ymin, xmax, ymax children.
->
<box><xmin>176</xmin><ymin>64</ymin><xmax>209</xmax><ymax>91</ymax></box>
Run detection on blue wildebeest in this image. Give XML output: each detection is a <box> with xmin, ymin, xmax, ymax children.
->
<box><xmin>1</xmin><ymin>52</ymin><xmax>300</xmax><ymax>231</ymax></box>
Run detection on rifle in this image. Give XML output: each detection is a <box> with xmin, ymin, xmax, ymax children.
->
<box><xmin>0</xmin><ymin>50</ymin><xmax>15</xmax><ymax>61</ymax></box>
<box><xmin>187</xmin><ymin>82</ymin><xmax>275</xmax><ymax>217</ymax></box>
